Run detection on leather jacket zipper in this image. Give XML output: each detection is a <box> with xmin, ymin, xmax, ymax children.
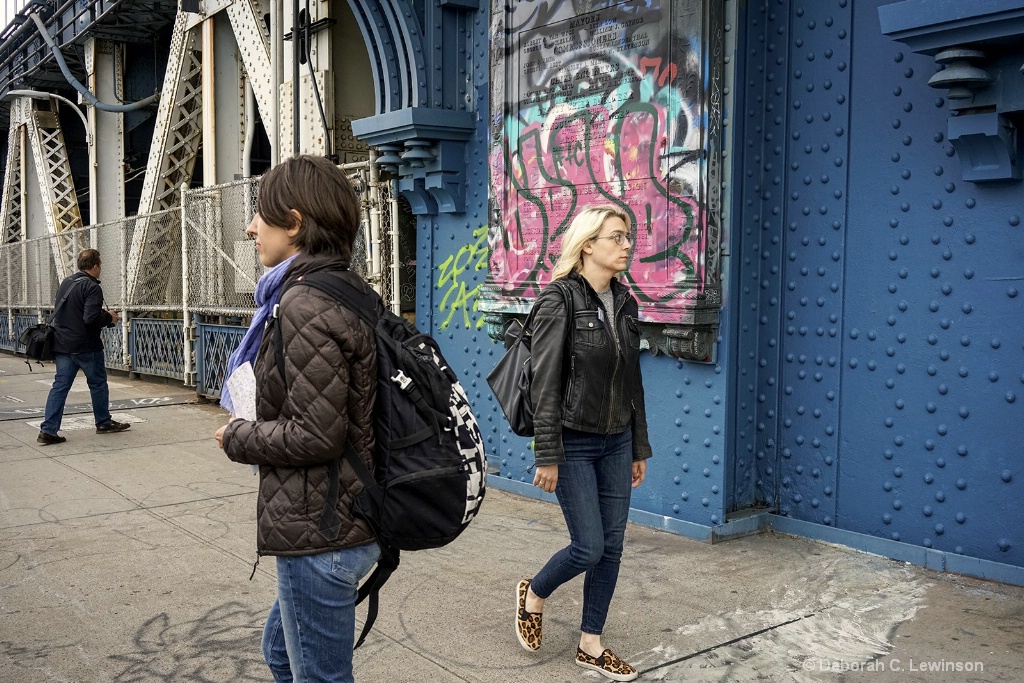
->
<box><xmin>566</xmin><ymin>353</ymin><xmax>576</xmax><ymax>406</ymax></box>
<box><xmin>601</xmin><ymin>293</ymin><xmax>628</xmax><ymax>431</ymax></box>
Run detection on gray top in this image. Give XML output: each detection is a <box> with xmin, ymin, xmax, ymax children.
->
<box><xmin>596</xmin><ymin>288</ymin><xmax>618</xmax><ymax>347</ymax></box>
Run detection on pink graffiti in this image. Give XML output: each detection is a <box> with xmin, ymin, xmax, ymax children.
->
<box><xmin>490</xmin><ymin>100</ymin><xmax>702</xmax><ymax>307</ymax></box>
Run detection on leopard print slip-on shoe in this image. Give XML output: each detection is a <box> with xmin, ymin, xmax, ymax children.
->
<box><xmin>575</xmin><ymin>647</ymin><xmax>639</xmax><ymax>682</ymax></box>
<box><xmin>515</xmin><ymin>579</ymin><xmax>543</xmax><ymax>651</ymax></box>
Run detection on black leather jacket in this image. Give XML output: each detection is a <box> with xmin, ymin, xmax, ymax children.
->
<box><xmin>530</xmin><ymin>272</ymin><xmax>652</xmax><ymax>466</ymax></box>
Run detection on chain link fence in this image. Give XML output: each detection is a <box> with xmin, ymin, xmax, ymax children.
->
<box><xmin>180</xmin><ymin>164</ymin><xmax>396</xmax><ymax>317</ymax></box>
<box><xmin>1</xmin><ymin>159</ymin><xmax>398</xmax><ymax>392</ymax></box>
<box><xmin>182</xmin><ymin>177</ymin><xmax>260</xmax><ymax>316</ymax></box>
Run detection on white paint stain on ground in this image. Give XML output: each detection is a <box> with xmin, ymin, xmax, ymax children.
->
<box><xmin>34</xmin><ymin>378</ymin><xmax>131</xmax><ymax>392</ymax></box>
<box><xmin>26</xmin><ymin>412</ymin><xmax>147</xmax><ymax>432</ymax></box>
<box><xmin>633</xmin><ymin>555</ymin><xmax>931</xmax><ymax>682</ymax></box>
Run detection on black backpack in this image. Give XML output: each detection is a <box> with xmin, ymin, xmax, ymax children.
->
<box><xmin>274</xmin><ymin>271</ymin><xmax>487</xmax><ymax>647</ymax></box>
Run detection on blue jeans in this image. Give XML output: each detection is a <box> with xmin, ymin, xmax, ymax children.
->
<box><xmin>263</xmin><ymin>542</ymin><xmax>381</xmax><ymax>683</ymax></box>
<box><xmin>531</xmin><ymin>427</ymin><xmax>633</xmax><ymax>635</ymax></box>
<box><xmin>40</xmin><ymin>351</ymin><xmax>111</xmax><ymax>434</ymax></box>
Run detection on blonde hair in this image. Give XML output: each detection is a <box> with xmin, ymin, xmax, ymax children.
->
<box><xmin>551</xmin><ymin>204</ymin><xmax>631</xmax><ymax>281</ymax></box>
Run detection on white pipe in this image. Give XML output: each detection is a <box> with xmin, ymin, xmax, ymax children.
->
<box><xmin>367</xmin><ymin>150</ymin><xmax>382</xmax><ymax>289</ymax></box>
<box><xmin>270</xmin><ymin>0</ymin><xmax>282</xmax><ymax>166</ymax></box>
<box><xmin>202</xmin><ymin>17</ymin><xmax>216</xmax><ymax>184</ymax></box>
<box><xmin>120</xmin><ymin>209</ymin><xmax>129</xmax><ymax>369</ymax></box>
<box><xmin>25</xmin><ymin>9</ymin><xmax>159</xmax><ymax>113</ymax></box>
<box><xmin>389</xmin><ymin>178</ymin><xmax>400</xmax><ymax>314</ymax></box>
<box><xmin>6</xmin><ymin>89</ymin><xmax>95</xmax><ymax>228</ymax></box>
<box><xmin>19</xmin><ymin>123</ymin><xmax>26</xmax><ymax>303</ymax></box>
<box><xmin>180</xmin><ymin>182</ymin><xmax>193</xmax><ymax>386</ymax></box>
<box><xmin>360</xmin><ymin>167</ymin><xmax>373</xmax><ymax>281</ymax></box>
<box><xmin>243</xmin><ymin>80</ymin><xmax>255</xmax><ymax>178</ymax></box>
<box><xmin>85</xmin><ymin>43</ymin><xmax>98</xmax><ymax>229</ymax></box>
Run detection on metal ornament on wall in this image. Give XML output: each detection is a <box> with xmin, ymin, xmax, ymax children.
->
<box><xmin>879</xmin><ymin>0</ymin><xmax>1024</xmax><ymax>182</ymax></box>
<box><xmin>347</xmin><ymin>0</ymin><xmax>480</xmax><ymax>215</ymax></box>
<box><xmin>482</xmin><ymin>0</ymin><xmax>724</xmax><ymax>361</ymax></box>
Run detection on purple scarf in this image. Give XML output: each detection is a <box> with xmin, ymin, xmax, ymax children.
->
<box><xmin>220</xmin><ymin>254</ymin><xmax>298</xmax><ymax>415</ymax></box>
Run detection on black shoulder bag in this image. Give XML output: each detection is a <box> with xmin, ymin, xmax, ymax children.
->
<box><xmin>487</xmin><ymin>281</ymin><xmax>573</xmax><ymax>436</ymax></box>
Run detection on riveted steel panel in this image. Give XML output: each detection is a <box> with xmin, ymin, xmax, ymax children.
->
<box><xmin>837</xmin><ymin>0</ymin><xmax>1023</xmax><ymax>566</ymax></box>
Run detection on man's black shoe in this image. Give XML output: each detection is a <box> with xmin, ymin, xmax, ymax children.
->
<box><xmin>96</xmin><ymin>420</ymin><xmax>131</xmax><ymax>434</ymax></box>
<box><xmin>37</xmin><ymin>431</ymin><xmax>67</xmax><ymax>445</ymax></box>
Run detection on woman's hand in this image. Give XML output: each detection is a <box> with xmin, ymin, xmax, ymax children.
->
<box><xmin>214</xmin><ymin>424</ymin><xmax>228</xmax><ymax>450</ymax></box>
<box><xmin>214</xmin><ymin>415</ymin><xmax>246</xmax><ymax>450</ymax></box>
<box><xmin>632</xmin><ymin>459</ymin><xmax>646</xmax><ymax>488</ymax></box>
<box><xmin>533</xmin><ymin>464</ymin><xmax>559</xmax><ymax>493</ymax></box>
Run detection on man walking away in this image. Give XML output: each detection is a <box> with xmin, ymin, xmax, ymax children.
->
<box><xmin>37</xmin><ymin>248</ymin><xmax>131</xmax><ymax>445</ymax></box>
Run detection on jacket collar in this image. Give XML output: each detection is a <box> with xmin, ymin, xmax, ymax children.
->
<box><xmin>566</xmin><ymin>271</ymin><xmax>628</xmax><ymax>304</ymax></box>
<box><xmin>285</xmin><ymin>253</ymin><xmax>349</xmax><ymax>281</ymax></box>
<box><xmin>75</xmin><ymin>270</ymin><xmax>101</xmax><ymax>284</ymax></box>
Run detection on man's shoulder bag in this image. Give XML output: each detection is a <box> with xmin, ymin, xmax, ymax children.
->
<box><xmin>19</xmin><ymin>279</ymin><xmax>84</xmax><ymax>363</ymax></box>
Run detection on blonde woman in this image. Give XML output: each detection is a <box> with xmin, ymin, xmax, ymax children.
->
<box><xmin>514</xmin><ymin>205</ymin><xmax>652</xmax><ymax>681</ymax></box>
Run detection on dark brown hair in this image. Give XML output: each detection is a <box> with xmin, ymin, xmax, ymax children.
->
<box><xmin>257</xmin><ymin>155</ymin><xmax>361</xmax><ymax>262</ymax></box>
<box><xmin>77</xmin><ymin>248</ymin><xmax>101</xmax><ymax>271</ymax></box>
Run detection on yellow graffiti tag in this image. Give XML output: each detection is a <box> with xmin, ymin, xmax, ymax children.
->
<box><xmin>437</xmin><ymin>225</ymin><xmax>489</xmax><ymax>330</ymax></box>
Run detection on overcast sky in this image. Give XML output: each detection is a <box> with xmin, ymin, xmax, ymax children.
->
<box><xmin>0</xmin><ymin>1</ymin><xmax>28</xmax><ymax>37</ymax></box>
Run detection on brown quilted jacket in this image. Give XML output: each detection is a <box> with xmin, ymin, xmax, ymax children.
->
<box><xmin>223</xmin><ymin>254</ymin><xmax>377</xmax><ymax>556</ymax></box>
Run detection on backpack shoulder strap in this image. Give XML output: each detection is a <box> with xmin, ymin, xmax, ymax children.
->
<box><xmin>272</xmin><ymin>271</ymin><xmax>380</xmax><ymax>377</ymax></box>
<box><xmin>291</xmin><ymin>271</ymin><xmax>382</xmax><ymax>328</ymax></box>
<box><xmin>269</xmin><ymin>273</ymin><xmax>386</xmax><ymax>500</ymax></box>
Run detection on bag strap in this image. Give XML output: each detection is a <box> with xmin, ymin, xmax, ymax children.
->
<box><xmin>520</xmin><ymin>278</ymin><xmax>573</xmax><ymax>339</ymax></box>
<box><xmin>343</xmin><ymin>440</ymin><xmax>400</xmax><ymax>649</ymax></box>
<box><xmin>48</xmin><ymin>277</ymin><xmax>85</xmax><ymax>323</ymax></box>
<box><xmin>270</xmin><ymin>270</ymin><xmax>384</xmax><ymax>490</ymax></box>
<box><xmin>528</xmin><ymin>279</ymin><xmax>574</xmax><ymax>355</ymax></box>
<box><xmin>551</xmin><ymin>279</ymin><xmax>574</xmax><ymax>324</ymax></box>
<box><xmin>353</xmin><ymin>542</ymin><xmax>399</xmax><ymax>649</ymax></box>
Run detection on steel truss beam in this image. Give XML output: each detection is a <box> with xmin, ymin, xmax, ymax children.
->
<box><xmin>0</xmin><ymin>100</ymin><xmax>28</xmax><ymax>311</ymax></box>
<box><xmin>25</xmin><ymin>98</ymin><xmax>82</xmax><ymax>280</ymax></box>
<box><xmin>0</xmin><ymin>110</ymin><xmax>25</xmax><ymax>245</ymax></box>
<box><xmin>226</xmin><ymin>0</ymin><xmax>275</xmax><ymax>132</ymax></box>
<box><xmin>126</xmin><ymin>12</ymin><xmax>203</xmax><ymax>305</ymax></box>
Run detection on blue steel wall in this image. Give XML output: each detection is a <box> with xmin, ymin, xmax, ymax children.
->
<box><xmin>728</xmin><ymin>0</ymin><xmax>790</xmax><ymax>514</ymax></box>
<box><xmin>737</xmin><ymin>0</ymin><xmax>855</xmax><ymax>528</ymax></box>
<box><xmin>841</xmin><ymin>2</ymin><xmax>1022</xmax><ymax>567</ymax></box>
<box><xmin>732</xmin><ymin>0</ymin><xmax>1022</xmax><ymax>569</ymax></box>
<box><xmin>421</xmin><ymin>0</ymin><xmax>734</xmax><ymax>530</ymax></box>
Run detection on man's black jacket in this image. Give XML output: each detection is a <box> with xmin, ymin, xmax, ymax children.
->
<box><xmin>51</xmin><ymin>272</ymin><xmax>113</xmax><ymax>354</ymax></box>
<box><xmin>529</xmin><ymin>271</ymin><xmax>653</xmax><ymax>466</ymax></box>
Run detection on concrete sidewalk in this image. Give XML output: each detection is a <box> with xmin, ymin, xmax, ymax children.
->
<box><xmin>0</xmin><ymin>354</ymin><xmax>1021</xmax><ymax>682</ymax></box>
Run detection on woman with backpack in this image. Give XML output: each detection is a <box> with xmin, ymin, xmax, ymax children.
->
<box><xmin>214</xmin><ymin>155</ymin><xmax>379</xmax><ymax>683</ymax></box>
<box><xmin>514</xmin><ymin>204</ymin><xmax>653</xmax><ymax>682</ymax></box>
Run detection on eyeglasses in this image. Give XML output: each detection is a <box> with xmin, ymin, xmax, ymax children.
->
<box><xmin>593</xmin><ymin>232</ymin><xmax>631</xmax><ymax>246</ymax></box>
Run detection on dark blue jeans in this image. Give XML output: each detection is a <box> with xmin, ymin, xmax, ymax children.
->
<box><xmin>531</xmin><ymin>427</ymin><xmax>633</xmax><ymax>635</ymax></box>
<box><xmin>40</xmin><ymin>351</ymin><xmax>112</xmax><ymax>434</ymax></box>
